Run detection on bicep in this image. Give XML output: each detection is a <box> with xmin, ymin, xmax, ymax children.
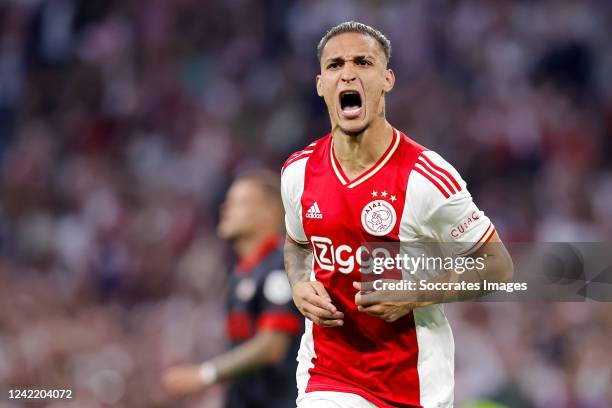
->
<box><xmin>283</xmin><ymin>234</ymin><xmax>313</xmax><ymax>286</ymax></box>
<box><xmin>468</xmin><ymin>231</ymin><xmax>513</xmax><ymax>280</ymax></box>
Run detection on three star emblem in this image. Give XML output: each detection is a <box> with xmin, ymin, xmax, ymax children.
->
<box><xmin>371</xmin><ymin>190</ymin><xmax>397</xmax><ymax>202</ymax></box>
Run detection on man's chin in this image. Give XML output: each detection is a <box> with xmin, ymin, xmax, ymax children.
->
<box><xmin>339</xmin><ymin>122</ymin><xmax>369</xmax><ymax>137</ymax></box>
<box><xmin>219</xmin><ymin>226</ymin><xmax>252</xmax><ymax>241</ymax></box>
<box><xmin>218</xmin><ymin>227</ymin><xmax>237</xmax><ymax>240</ymax></box>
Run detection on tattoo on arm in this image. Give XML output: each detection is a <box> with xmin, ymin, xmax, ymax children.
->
<box><xmin>284</xmin><ymin>236</ymin><xmax>312</xmax><ymax>287</ymax></box>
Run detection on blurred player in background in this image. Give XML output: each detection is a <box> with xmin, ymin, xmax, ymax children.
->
<box><xmin>281</xmin><ymin>22</ymin><xmax>513</xmax><ymax>407</ymax></box>
<box><xmin>164</xmin><ymin>171</ymin><xmax>302</xmax><ymax>407</ymax></box>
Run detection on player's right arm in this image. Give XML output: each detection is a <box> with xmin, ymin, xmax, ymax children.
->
<box><xmin>163</xmin><ymin>329</ymin><xmax>293</xmax><ymax>397</ymax></box>
<box><xmin>284</xmin><ymin>235</ymin><xmax>344</xmax><ymax>327</ymax></box>
<box><xmin>281</xmin><ymin>153</ymin><xmax>343</xmax><ymax>327</ymax></box>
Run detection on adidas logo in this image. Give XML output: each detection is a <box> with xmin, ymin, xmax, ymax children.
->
<box><xmin>305</xmin><ymin>202</ymin><xmax>323</xmax><ymax>219</ymax></box>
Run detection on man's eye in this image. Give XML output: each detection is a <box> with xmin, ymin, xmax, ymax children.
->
<box><xmin>357</xmin><ymin>59</ymin><xmax>370</xmax><ymax>66</ymax></box>
<box><xmin>328</xmin><ymin>63</ymin><xmax>340</xmax><ymax>69</ymax></box>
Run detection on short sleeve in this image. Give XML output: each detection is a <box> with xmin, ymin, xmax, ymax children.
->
<box><xmin>280</xmin><ymin>158</ymin><xmax>308</xmax><ymax>244</ymax></box>
<box><xmin>406</xmin><ymin>151</ymin><xmax>495</xmax><ymax>256</ymax></box>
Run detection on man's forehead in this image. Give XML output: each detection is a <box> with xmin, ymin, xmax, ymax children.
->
<box><xmin>321</xmin><ymin>32</ymin><xmax>384</xmax><ymax>61</ymax></box>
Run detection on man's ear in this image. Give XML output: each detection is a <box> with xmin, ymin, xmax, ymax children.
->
<box><xmin>383</xmin><ymin>68</ymin><xmax>395</xmax><ymax>93</ymax></box>
<box><xmin>316</xmin><ymin>74</ymin><xmax>323</xmax><ymax>97</ymax></box>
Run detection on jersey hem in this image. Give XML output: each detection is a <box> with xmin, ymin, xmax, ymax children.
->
<box><xmin>305</xmin><ymin>377</ymin><xmax>423</xmax><ymax>408</ymax></box>
<box><xmin>455</xmin><ymin>222</ymin><xmax>496</xmax><ymax>256</ymax></box>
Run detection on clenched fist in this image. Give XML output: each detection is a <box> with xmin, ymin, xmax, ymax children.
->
<box><xmin>292</xmin><ymin>281</ymin><xmax>344</xmax><ymax>327</ymax></box>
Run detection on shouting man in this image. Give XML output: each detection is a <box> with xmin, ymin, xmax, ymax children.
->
<box><xmin>281</xmin><ymin>21</ymin><xmax>513</xmax><ymax>408</ymax></box>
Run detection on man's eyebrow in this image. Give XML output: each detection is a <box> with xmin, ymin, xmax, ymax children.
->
<box><xmin>324</xmin><ymin>54</ymin><xmax>376</xmax><ymax>64</ymax></box>
<box><xmin>324</xmin><ymin>56</ymin><xmax>345</xmax><ymax>65</ymax></box>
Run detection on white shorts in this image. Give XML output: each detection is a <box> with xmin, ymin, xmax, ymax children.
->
<box><xmin>297</xmin><ymin>391</ymin><xmax>378</xmax><ymax>408</ymax></box>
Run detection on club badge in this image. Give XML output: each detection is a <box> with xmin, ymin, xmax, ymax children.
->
<box><xmin>361</xmin><ymin>199</ymin><xmax>397</xmax><ymax>236</ymax></box>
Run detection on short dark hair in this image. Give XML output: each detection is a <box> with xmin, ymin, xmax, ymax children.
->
<box><xmin>235</xmin><ymin>169</ymin><xmax>281</xmax><ymax>205</ymax></box>
<box><xmin>317</xmin><ymin>21</ymin><xmax>392</xmax><ymax>63</ymax></box>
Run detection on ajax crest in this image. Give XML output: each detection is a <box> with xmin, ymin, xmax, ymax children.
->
<box><xmin>361</xmin><ymin>199</ymin><xmax>396</xmax><ymax>236</ymax></box>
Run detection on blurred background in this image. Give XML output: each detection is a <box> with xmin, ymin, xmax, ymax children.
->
<box><xmin>0</xmin><ymin>0</ymin><xmax>611</xmax><ymax>407</ymax></box>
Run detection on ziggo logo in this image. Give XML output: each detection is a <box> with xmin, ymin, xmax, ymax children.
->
<box><xmin>310</xmin><ymin>235</ymin><xmax>392</xmax><ymax>274</ymax></box>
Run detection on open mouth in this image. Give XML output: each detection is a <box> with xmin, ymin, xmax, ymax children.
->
<box><xmin>339</xmin><ymin>91</ymin><xmax>363</xmax><ymax>119</ymax></box>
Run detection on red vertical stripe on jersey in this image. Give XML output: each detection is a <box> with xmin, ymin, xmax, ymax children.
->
<box><xmin>416</xmin><ymin>158</ymin><xmax>457</xmax><ymax>195</ymax></box>
<box><xmin>419</xmin><ymin>154</ymin><xmax>461</xmax><ymax>191</ymax></box>
<box><xmin>414</xmin><ymin>167</ymin><xmax>450</xmax><ymax>198</ymax></box>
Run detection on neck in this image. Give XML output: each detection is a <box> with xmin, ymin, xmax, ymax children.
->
<box><xmin>234</xmin><ymin>230</ymin><xmax>275</xmax><ymax>260</ymax></box>
<box><xmin>331</xmin><ymin>117</ymin><xmax>394</xmax><ymax>176</ymax></box>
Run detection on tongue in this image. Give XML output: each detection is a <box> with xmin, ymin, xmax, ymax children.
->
<box><xmin>342</xmin><ymin>105</ymin><xmax>361</xmax><ymax>119</ymax></box>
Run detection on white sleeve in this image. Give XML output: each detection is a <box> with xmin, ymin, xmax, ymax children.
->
<box><xmin>404</xmin><ymin>151</ymin><xmax>495</xmax><ymax>256</ymax></box>
<box><xmin>280</xmin><ymin>158</ymin><xmax>308</xmax><ymax>244</ymax></box>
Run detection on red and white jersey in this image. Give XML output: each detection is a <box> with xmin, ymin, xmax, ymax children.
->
<box><xmin>281</xmin><ymin>129</ymin><xmax>495</xmax><ymax>408</ymax></box>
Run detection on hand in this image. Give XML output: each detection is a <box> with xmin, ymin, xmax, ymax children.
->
<box><xmin>292</xmin><ymin>281</ymin><xmax>344</xmax><ymax>327</ymax></box>
<box><xmin>163</xmin><ymin>365</ymin><xmax>207</xmax><ymax>398</ymax></box>
<box><xmin>353</xmin><ymin>281</ymin><xmax>432</xmax><ymax>322</ymax></box>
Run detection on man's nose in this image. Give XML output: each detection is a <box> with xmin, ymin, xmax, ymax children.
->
<box><xmin>341</xmin><ymin>66</ymin><xmax>357</xmax><ymax>83</ymax></box>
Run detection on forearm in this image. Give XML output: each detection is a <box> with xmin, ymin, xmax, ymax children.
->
<box><xmin>414</xmin><ymin>234</ymin><xmax>514</xmax><ymax>303</ymax></box>
<box><xmin>283</xmin><ymin>235</ymin><xmax>344</xmax><ymax>326</ymax></box>
<box><xmin>283</xmin><ymin>235</ymin><xmax>312</xmax><ymax>287</ymax></box>
<box><xmin>207</xmin><ymin>330</ymin><xmax>291</xmax><ymax>382</ymax></box>
<box><xmin>364</xmin><ymin>234</ymin><xmax>514</xmax><ymax>306</ymax></box>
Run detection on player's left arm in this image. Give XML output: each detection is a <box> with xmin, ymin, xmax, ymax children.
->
<box><xmin>458</xmin><ymin>231</ymin><xmax>513</xmax><ymax>287</ymax></box>
<box><xmin>354</xmin><ymin>151</ymin><xmax>513</xmax><ymax>322</ymax></box>
<box><xmin>163</xmin><ymin>328</ymin><xmax>294</xmax><ymax>397</ymax></box>
<box><xmin>354</xmin><ymin>234</ymin><xmax>513</xmax><ymax>322</ymax></box>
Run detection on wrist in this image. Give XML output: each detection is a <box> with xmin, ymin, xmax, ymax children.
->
<box><xmin>198</xmin><ymin>362</ymin><xmax>218</xmax><ymax>386</ymax></box>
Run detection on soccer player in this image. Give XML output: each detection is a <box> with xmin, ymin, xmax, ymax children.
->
<box><xmin>164</xmin><ymin>171</ymin><xmax>303</xmax><ymax>407</ymax></box>
<box><xmin>281</xmin><ymin>22</ymin><xmax>513</xmax><ymax>407</ymax></box>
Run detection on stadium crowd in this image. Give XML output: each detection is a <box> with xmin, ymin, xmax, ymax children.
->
<box><xmin>0</xmin><ymin>0</ymin><xmax>611</xmax><ymax>407</ymax></box>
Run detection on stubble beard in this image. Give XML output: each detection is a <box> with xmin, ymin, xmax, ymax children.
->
<box><xmin>335</xmin><ymin>109</ymin><xmax>384</xmax><ymax>137</ymax></box>
<box><xmin>338</xmin><ymin>122</ymin><xmax>370</xmax><ymax>137</ymax></box>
